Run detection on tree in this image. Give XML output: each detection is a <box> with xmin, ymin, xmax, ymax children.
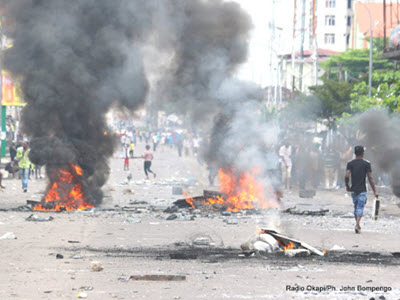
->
<box><xmin>350</xmin><ymin>70</ymin><xmax>400</xmax><ymax>113</ymax></box>
<box><xmin>308</xmin><ymin>79</ymin><xmax>353</xmax><ymax>120</ymax></box>
<box><xmin>321</xmin><ymin>49</ymin><xmax>393</xmax><ymax>81</ymax></box>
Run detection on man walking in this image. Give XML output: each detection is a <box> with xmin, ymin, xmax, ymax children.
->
<box><xmin>16</xmin><ymin>141</ymin><xmax>31</xmax><ymax>192</ymax></box>
<box><xmin>345</xmin><ymin>146</ymin><xmax>378</xmax><ymax>234</ymax></box>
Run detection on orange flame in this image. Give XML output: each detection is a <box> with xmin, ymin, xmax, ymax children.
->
<box><xmin>283</xmin><ymin>241</ymin><xmax>295</xmax><ymax>251</ymax></box>
<box><xmin>33</xmin><ymin>164</ymin><xmax>94</xmax><ymax>212</ymax></box>
<box><xmin>186</xmin><ymin>169</ymin><xmax>280</xmax><ymax>212</ymax></box>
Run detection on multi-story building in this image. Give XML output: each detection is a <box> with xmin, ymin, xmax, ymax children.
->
<box><xmin>276</xmin><ymin>0</ymin><xmax>397</xmax><ymax>98</ymax></box>
<box><xmin>315</xmin><ymin>0</ymin><xmax>354</xmax><ymax>52</ymax></box>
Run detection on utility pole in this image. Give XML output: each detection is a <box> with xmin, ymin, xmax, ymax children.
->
<box><xmin>312</xmin><ymin>0</ymin><xmax>318</xmax><ymax>86</ymax></box>
<box><xmin>358</xmin><ymin>1</ymin><xmax>373</xmax><ymax>98</ymax></box>
<box><xmin>384</xmin><ymin>0</ymin><xmax>387</xmax><ymax>49</ymax></box>
<box><xmin>298</xmin><ymin>0</ymin><xmax>306</xmax><ymax>93</ymax></box>
<box><xmin>291</xmin><ymin>0</ymin><xmax>297</xmax><ymax>95</ymax></box>
<box><xmin>0</xmin><ymin>16</ymin><xmax>6</xmax><ymax>158</ymax></box>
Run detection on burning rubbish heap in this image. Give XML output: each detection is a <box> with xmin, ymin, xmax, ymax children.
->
<box><xmin>32</xmin><ymin>164</ymin><xmax>93</xmax><ymax>211</ymax></box>
<box><xmin>241</xmin><ymin>229</ymin><xmax>325</xmax><ymax>257</ymax></box>
<box><xmin>184</xmin><ymin>169</ymin><xmax>281</xmax><ymax>212</ymax></box>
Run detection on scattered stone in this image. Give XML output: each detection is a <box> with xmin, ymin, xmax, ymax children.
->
<box><xmin>90</xmin><ymin>261</ymin><xmax>104</xmax><ymax>272</ymax></box>
<box><xmin>77</xmin><ymin>292</ymin><xmax>88</xmax><ymax>298</ymax></box>
<box><xmin>72</xmin><ymin>255</ymin><xmax>84</xmax><ymax>259</ymax></box>
<box><xmin>284</xmin><ymin>249</ymin><xmax>311</xmax><ymax>257</ymax></box>
<box><xmin>125</xmin><ymin>217</ymin><xmax>141</xmax><ymax>223</ymax></box>
<box><xmin>56</xmin><ymin>254</ymin><xmax>64</xmax><ymax>259</ymax></box>
<box><xmin>167</xmin><ymin>214</ymin><xmax>178</xmax><ymax>220</ymax></box>
<box><xmin>0</xmin><ymin>232</ymin><xmax>17</xmax><ymax>240</ymax></box>
<box><xmin>164</xmin><ymin>206</ymin><xmax>178</xmax><ymax>214</ymax></box>
<box><xmin>68</xmin><ymin>241</ymin><xmax>80</xmax><ymax>244</ymax></box>
<box><xmin>330</xmin><ymin>245</ymin><xmax>346</xmax><ymax>251</ymax></box>
<box><xmin>240</xmin><ymin>241</ymin><xmax>254</xmax><ymax>251</ymax></box>
<box><xmin>224</xmin><ymin>219</ymin><xmax>238</xmax><ymax>225</ymax></box>
<box><xmin>122</xmin><ymin>189</ymin><xmax>135</xmax><ymax>195</ymax></box>
<box><xmin>26</xmin><ymin>214</ymin><xmax>54</xmax><ymax>222</ymax></box>
<box><xmin>193</xmin><ymin>236</ymin><xmax>214</xmax><ymax>247</ymax></box>
<box><xmin>340</xmin><ymin>212</ymin><xmax>354</xmax><ymax>218</ymax></box>
<box><xmin>130</xmin><ymin>201</ymin><xmax>148</xmax><ymax>205</ymax></box>
<box><xmin>79</xmin><ymin>286</ymin><xmax>94</xmax><ymax>291</ymax></box>
<box><xmin>221</xmin><ymin>211</ymin><xmax>232</xmax><ymax>216</ymax></box>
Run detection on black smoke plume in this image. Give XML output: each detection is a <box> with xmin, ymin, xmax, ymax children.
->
<box><xmin>358</xmin><ymin>109</ymin><xmax>400</xmax><ymax>197</ymax></box>
<box><xmin>1</xmin><ymin>0</ymin><xmax>149</xmax><ymax>204</ymax></box>
<box><xmin>1</xmin><ymin>0</ymin><xmax>266</xmax><ymax>205</ymax></box>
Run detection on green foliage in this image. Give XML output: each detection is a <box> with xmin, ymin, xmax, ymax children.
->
<box><xmin>365</xmin><ymin>37</ymin><xmax>390</xmax><ymax>52</ymax></box>
<box><xmin>308</xmin><ymin>79</ymin><xmax>353</xmax><ymax>119</ymax></box>
<box><xmin>350</xmin><ymin>70</ymin><xmax>400</xmax><ymax>113</ymax></box>
<box><xmin>321</xmin><ymin>49</ymin><xmax>393</xmax><ymax>81</ymax></box>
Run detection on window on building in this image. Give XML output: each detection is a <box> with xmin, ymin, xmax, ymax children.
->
<box><xmin>326</xmin><ymin>0</ymin><xmax>336</xmax><ymax>8</ymax></box>
<box><xmin>325</xmin><ymin>15</ymin><xmax>335</xmax><ymax>26</ymax></box>
<box><xmin>346</xmin><ymin>34</ymin><xmax>350</xmax><ymax>46</ymax></box>
<box><xmin>325</xmin><ymin>33</ymin><xmax>335</xmax><ymax>44</ymax></box>
<box><xmin>348</xmin><ymin>0</ymin><xmax>352</xmax><ymax>9</ymax></box>
<box><xmin>347</xmin><ymin>16</ymin><xmax>351</xmax><ymax>26</ymax></box>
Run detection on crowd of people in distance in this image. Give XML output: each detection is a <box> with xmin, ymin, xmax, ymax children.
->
<box><xmin>270</xmin><ymin>137</ymin><xmax>389</xmax><ymax>192</ymax></box>
<box><xmin>118</xmin><ymin>127</ymin><xmax>205</xmax><ymax>181</ymax></box>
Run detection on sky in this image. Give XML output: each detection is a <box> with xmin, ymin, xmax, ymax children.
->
<box><xmin>232</xmin><ymin>0</ymin><xmax>293</xmax><ymax>87</ymax></box>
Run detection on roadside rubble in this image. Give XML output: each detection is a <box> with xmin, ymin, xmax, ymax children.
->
<box><xmin>241</xmin><ymin>229</ymin><xmax>325</xmax><ymax>257</ymax></box>
<box><xmin>90</xmin><ymin>261</ymin><xmax>104</xmax><ymax>272</ymax></box>
<box><xmin>25</xmin><ymin>214</ymin><xmax>54</xmax><ymax>222</ymax></box>
<box><xmin>0</xmin><ymin>232</ymin><xmax>17</xmax><ymax>240</ymax></box>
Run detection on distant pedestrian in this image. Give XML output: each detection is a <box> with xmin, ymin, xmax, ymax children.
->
<box><xmin>5</xmin><ymin>160</ymin><xmax>19</xmax><ymax>178</ymax></box>
<box><xmin>124</xmin><ymin>155</ymin><xmax>129</xmax><ymax>171</ymax></box>
<box><xmin>16</xmin><ymin>141</ymin><xmax>30</xmax><ymax>192</ymax></box>
<box><xmin>279</xmin><ymin>141</ymin><xmax>292</xmax><ymax>189</ymax></box>
<box><xmin>193</xmin><ymin>136</ymin><xmax>201</xmax><ymax>156</ymax></box>
<box><xmin>129</xmin><ymin>142</ymin><xmax>135</xmax><ymax>158</ymax></box>
<box><xmin>345</xmin><ymin>146</ymin><xmax>379</xmax><ymax>234</ymax></box>
<box><xmin>9</xmin><ymin>142</ymin><xmax>17</xmax><ymax>162</ymax></box>
<box><xmin>142</xmin><ymin>145</ymin><xmax>156</xmax><ymax>179</ymax></box>
<box><xmin>323</xmin><ymin>146</ymin><xmax>339</xmax><ymax>189</ymax></box>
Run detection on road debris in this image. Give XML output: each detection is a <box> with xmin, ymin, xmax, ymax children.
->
<box><xmin>90</xmin><ymin>261</ymin><xmax>104</xmax><ymax>272</ymax></box>
<box><xmin>0</xmin><ymin>232</ymin><xmax>17</xmax><ymax>240</ymax></box>
<box><xmin>26</xmin><ymin>214</ymin><xmax>54</xmax><ymax>222</ymax></box>
<box><xmin>130</xmin><ymin>275</ymin><xmax>186</xmax><ymax>281</ymax></box>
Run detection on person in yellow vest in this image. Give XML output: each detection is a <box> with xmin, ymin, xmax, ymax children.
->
<box><xmin>129</xmin><ymin>142</ymin><xmax>135</xmax><ymax>158</ymax></box>
<box><xmin>16</xmin><ymin>142</ymin><xmax>31</xmax><ymax>192</ymax></box>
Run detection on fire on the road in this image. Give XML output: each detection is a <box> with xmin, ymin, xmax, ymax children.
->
<box><xmin>186</xmin><ymin>169</ymin><xmax>280</xmax><ymax>212</ymax></box>
<box><xmin>33</xmin><ymin>164</ymin><xmax>94</xmax><ymax>212</ymax></box>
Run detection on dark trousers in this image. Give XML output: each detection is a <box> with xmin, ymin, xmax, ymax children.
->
<box><xmin>144</xmin><ymin>161</ymin><xmax>154</xmax><ymax>176</ymax></box>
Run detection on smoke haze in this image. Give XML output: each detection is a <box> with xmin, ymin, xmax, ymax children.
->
<box><xmin>1</xmin><ymin>0</ymin><xmax>275</xmax><ymax>205</ymax></box>
<box><xmin>358</xmin><ymin>109</ymin><xmax>400</xmax><ymax>197</ymax></box>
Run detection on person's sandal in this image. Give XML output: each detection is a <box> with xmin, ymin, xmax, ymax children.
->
<box><xmin>355</xmin><ymin>226</ymin><xmax>361</xmax><ymax>234</ymax></box>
